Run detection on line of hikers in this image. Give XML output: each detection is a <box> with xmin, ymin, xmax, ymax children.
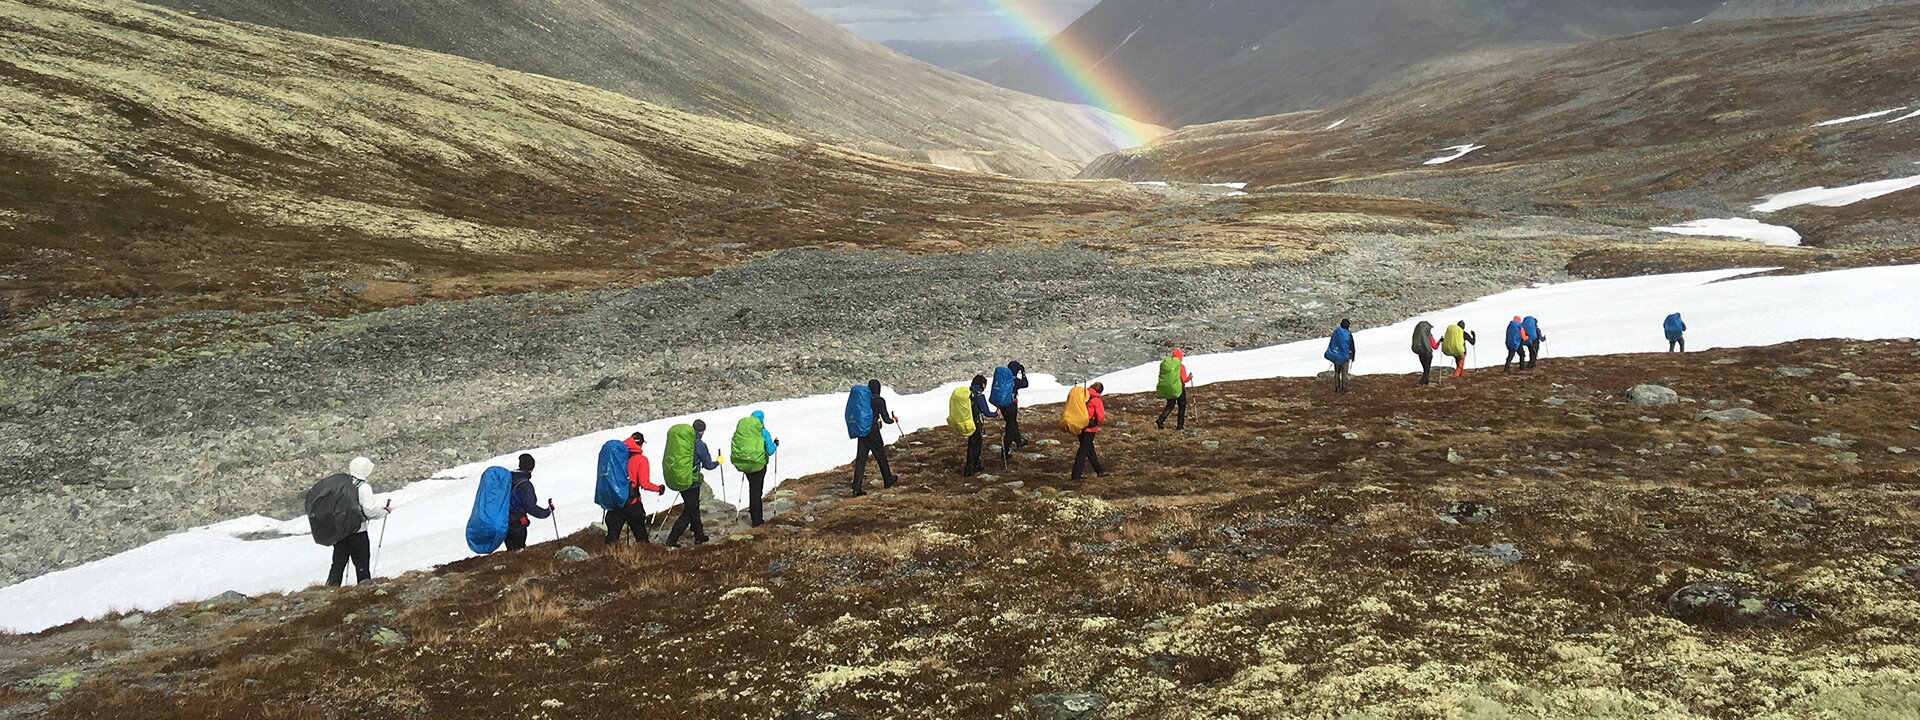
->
<box><xmin>307</xmin><ymin>311</ymin><xmax>1691</xmax><ymax>584</ymax></box>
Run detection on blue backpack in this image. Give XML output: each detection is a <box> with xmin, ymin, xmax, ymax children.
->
<box><xmin>989</xmin><ymin>366</ymin><xmax>1016</xmax><ymax>409</ymax></box>
<box><xmin>594</xmin><ymin>439</ymin><xmax>630</xmax><ymax>511</ymax></box>
<box><xmin>1505</xmin><ymin>320</ymin><xmax>1527</xmax><ymax>351</ymax></box>
<box><xmin>1664</xmin><ymin>313</ymin><xmax>1686</xmax><ymax>340</ymax></box>
<box><xmin>1323</xmin><ymin>327</ymin><xmax>1352</xmax><ymax>364</ymax></box>
<box><xmin>1522</xmin><ymin>316</ymin><xmax>1541</xmax><ymax>343</ymax></box>
<box><xmin>844</xmin><ymin>385</ymin><xmax>875</xmax><ymax>439</ymax></box>
<box><xmin>465</xmin><ymin>466</ymin><xmax>514</xmax><ymax>554</ymax></box>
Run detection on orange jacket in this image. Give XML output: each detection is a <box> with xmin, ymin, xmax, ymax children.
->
<box><xmin>624</xmin><ymin>437</ymin><xmax>660</xmax><ymax>499</ymax></box>
<box><xmin>1085</xmin><ymin>389</ymin><xmax>1107</xmax><ymax>433</ymax></box>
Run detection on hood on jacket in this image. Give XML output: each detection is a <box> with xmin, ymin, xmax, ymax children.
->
<box><xmin>867</xmin><ymin>379</ymin><xmax>882</xmax><ymax>394</ymax></box>
<box><xmin>751</xmin><ymin>410</ymin><xmax>765</xmax><ymax>423</ymax></box>
<box><xmin>1171</xmin><ymin>349</ymin><xmax>1184</xmax><ymax>359</ymax></box>
<box><xmin>624</xmin><ymin>435</ymin><xmax>644</xmax><ymax>454</ymax></box>
<box><xmin>349</xmin><ymin>456</ymin><xmax>374</xmax><ymax>481</ymax></box>
<box><xmin>1089</xmin><ymin>382</ymin><xmax>1104</xmax><ymax>396</ymax></box>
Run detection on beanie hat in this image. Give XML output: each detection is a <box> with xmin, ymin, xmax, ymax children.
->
<box><xmin>349</xmin><ymin>456</ymin><xmax>375</xmax><ymax>481</ymax></box>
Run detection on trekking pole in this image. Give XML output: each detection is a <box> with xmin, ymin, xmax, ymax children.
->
<box><xmin>372</xmin><ymin>504</ymin><xmax>390</xmax><ymax>576</ymax></box>
<box><xmin>549</xmin><ymin>501</ymin><xmax>559</xmax><ymax>542</ymax></box>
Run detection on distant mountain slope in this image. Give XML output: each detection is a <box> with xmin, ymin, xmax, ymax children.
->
<box><xmin>988</xmin><ymin>0</ymin><xmax>1722</xmax><ymax>127</ymax></box>
<box><xmin>1081</xmin><ymin>8</ymin><xmax>1920</xmax><ymax>247</ymax></box>
<box><xmin>884</xmin><ymin>38</ymin><xmax>1039</xmax><ymax>79</ymax></box>
<box><xmin>0</xmin><ymin>0</ymin><xmax>1144</xmax><ymax>319</ymax></box>
<box><xmin>1706</xmin><ymin>0</ymin><xmax>1919</xmax><ymax>20</ymax></box>
<box><xmin>142</xmin><ymin>0</ymin><xmax>1158</xmax><ymax>178</ymax></box>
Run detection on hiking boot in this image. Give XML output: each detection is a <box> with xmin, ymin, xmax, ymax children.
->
<box><xmin>883</xmin><ymin>478</ymin><xmax>898</xmax><ymax>489</ymax></box>
<box><xmin>852</xmin><ymin>489</ymin><xmax>867</xmax><ymax>497</ymax></box>
<box><xmin>694</xmin><ymin>535</ymin><xmax>710</xmax><ymax>545</ymax></box>
<box><xmin>1155</xmin><ymin>419</ymin><xmax>1165</xmax><ymax>430</ymax></box>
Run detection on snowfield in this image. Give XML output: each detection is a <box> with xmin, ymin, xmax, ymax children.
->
<box><xmin>1754</xmin><ymin>172</ymin><xmax>1920</xmax><ymax>213</ymax></box>
<box><xmin>1812</xmin><ymin>107</ymin><xmax>1908</xmax><ymax>127</ymax></box>
<box><xmin>1326</xmin><ymin>118</ymin><xmax>1347</xmax><ymax>130</ymax></box>
<box><xmin>1425</xmin><ymin>144</ymin><xmax>1485</xmax><ymax>166</ymax></box>
<box><xmin>4</xmin><ymin>265</ymin><xmax>1920</xmax><ymax>633</ymax></box>
<box><xmin>1651</xmin><ymin>218</ymin><xmax>1802</xmax><ymax>247</ymax></box>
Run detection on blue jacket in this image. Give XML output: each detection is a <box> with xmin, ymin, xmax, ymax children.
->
<box><xmin>1505</xmin><ymin>320</ymin><xmax>1527</xmax><ymax>351</ymax></box>
<box><xmin>509</xmin><ymin>471</ymin><xmax>550</xmax><ymax>521</ymax></box>
<box><xmin>694</xmin><ymin>438</ymin><xmax>720</xmax><ymax>471</ymax></box>
<box><xmin>971</xmin><ymin>387</ymin><xmax>1000</xmax><ymax>423</ymax></box>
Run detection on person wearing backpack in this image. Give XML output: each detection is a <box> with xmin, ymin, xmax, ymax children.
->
<box><xmin>506</xmin><ymin>453</ymin><xmax>553</xmax><ymax>551</ymax></box>
<box><xmin>992</xmin><ymin>361</ymin><xmax>1030</xmax><ymax>462</ymax></box>
<box><xmin>1664</xmin><ymin>313</ymin><xmax>1687</xmax><ymax>352</ymax></box>
<box><xmin>731</xmin><ymin>411</ymin><xmax>778</xmax><ymax>526</ymax></box>
<box><xmin>1411</xmin><ymin>321</ymin><xmax>1440</xmax><ymax>386</ymax></box>
<box><xmin>1155</xmin><ymin>350</ymin><xmax>1193</xmax><ymax>430</ymax></box>
<box><xmin>665</xmin><ymin>420</ymin><xmax>721</xmax><ymax>547</ymax></box>
<box><xmin>606</xmin><ymin>432</ymin><xmax>660</xmax><ymax>545</ymax></box>
<box><xmin>1072</xmin><ymin>382</ymin><xmax>1108</xmax><ymax>480</ymax></box>
<box><xmin>322</xmin><ymin>456</ymin><xmax>391</xmax><ymax>586</ymax></box>
<box><xmin>1441</xmin><ymin>321</ymin><xmax>1477</xmax><ymax>379</ymax></box>
<box><xmin>1521</xmin><ymin>316</ymin><xmax>1544</xmax><ymax>369</ymax></box>
<box><xmin>1325</xmin><ymin>319</ymin><xmax>1356</xmax><ymax>393</ymax></box>
<box><xmin>1503</xmin><ymin>316</ymin><xmax>1531</xmax><ymax>373</ymax></box>
<box><xmin>962</xmin><ymin>375</ymin><xmax>1000</xmax><ymax>476</ymax></box>
<box><xmin>851</xmin><ymin>379</ymin><xmax>899</xmax><ymax>497</ymax></box>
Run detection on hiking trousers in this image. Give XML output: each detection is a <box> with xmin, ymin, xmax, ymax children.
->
<box><xmin>1157</xmin><ymin>394</ymin><xmax>1187</xmax><ymax>429</ymax></box>
<box><xmin>964</xmin><ymin>426</ymin><xmax>985</xmax><ymax>475</ymax></box>
<box><xmin>666</xmin><ymin>484</ymin><xmax>706</xmax><ymax>546</ymax></box>
<box><xmin>745</xmin><ymin>469</ymin><xmax>767</xmax><ymax>526</ymax></box>
<box><xmin>604</xmin><ymin>504</ymin><xmax>649</xmax><ymax>545</ymax></box>
<box><xmin>1001</xmin><ymin>403</ymin><xmax>1022</xmax><ymax>458</ymax></box>
<box><xmin>327</xmin><ymin>531</ymin><xmax>372</xmax><ymax>586</ymax></box>
<box><xmin>505</xmin><ymin>518</ymin><xmax>529</xmax><ymax>551</ymax></box>
<box><xmin>1525</xmin><ymin>341</ymin><xmax>1541</xmax><ymax>369</ymax></box>
<box><xmin>1417</xmin><ymin>351</ymin><xmax>1434</xmax><ymax>385</ymax></box>
<box><xmin>1334</xmin><ymin>362</ymin><xmax>1352</xmax><ymax>393</ymax></box>
<box><xmin>1072</xmin><ymin>431</ymin><xmax>1106</xmax><ymax>479</ymax></box>
<box><xmin>1452</xmin><ymin>355</ymin><xmax>1467</xmax><ymax>378</ymax></box>
<box><xmin>1669</xmin><ymin>337</ymin><xmax>1685</xmax><ymax>352</ymax></box>
<box><xmin>851</xmin><ymin>432</ymin><xmax>895</xmax><ymax>494</ymax></box>
<box><xmin>1504</xmin><ymin>347</ymin><xmax>1524</xmax><ymax>372</ymax></box>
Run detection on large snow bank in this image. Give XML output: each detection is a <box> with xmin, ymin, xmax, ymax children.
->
<box><xmin>1424</xmin><ymin>144</ymin><xmax>1485</xmax><ymax>166</ymax></box>
<box><xmin>1652</xmin><ymin>218</ymin><xmax>1802</xmax><ymax>247</ymax></box>
<box><xmin>1754</xmin><ymin>172</ymin><xmax>1920</xmax><ymax>213</ymax></box>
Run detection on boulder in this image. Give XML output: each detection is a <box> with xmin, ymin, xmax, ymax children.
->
<box><xmin>1771</xmin><ymin>367</ymin><xmax>1814</xmax><ymax>379</ymax></box>
<box><xmin>1625</xmin><ymin>384</ymin><xmax>1679</xmax><ymax>406</ymax></box>
<box><xmin>1698</xmin><ymin>408</ymin><xmax>1773</xmax><ymax>423</ymax></box>
<box><xmin>1467</xmin><ymin>543</ymin><xmax>1523</xmax><ymax>564</ymax></box>
<box><xmin>555</xmin><ymin>546</ymin><xmax>589</xmax><ymax>562</ymax></box>
<box><xmin>1029</xmin><ymin>692</ymin><xmax>1109</xmax><ymax>720</ymax></box>
<box><xmin>1665</xmin><ymin>582</ymin><xmax>1810</xmax><ymax>628</ymax></box>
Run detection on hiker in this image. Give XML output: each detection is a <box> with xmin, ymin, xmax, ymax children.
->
<box><xmin>1325</xmin><ymin>319</ymin><xmax>1357</xmax><ymax>393</ymax></box>
<box><xmin>963</xmin><ymin>375</ymin><xmax>999</xmax><ymax>476</ymax></box>
<box><xmin>323</xmin><ymin>456</ymin><xmax>391</xmax><ymax>586</ymax></box>
<box><xmin>665</xmin><ymin>421</ymin><xmax>720</xmax><ymax>547</ymax></box>
<box><xmin>730</xmin><ymin>411</ymin><xmax>778</xmax><ymax>527</ymax></box>
<box><xmin>1503</xmin><ymin>316</ymin><xmax>1530</xmax><ymax>373</ymax></box>
<box><xmin>1441</xmin><ymin>321</ymin><xmax>1477</xmax><ymax>378</ymax></box>
<box><xmin>1155</xmin><ymin>349</ymin><xmax>1193</xmax><ymax>430</ymax></box>
<box><xmin>605</xmin><ymin>432</ymin><xmax>660</xmax><ymax>545</ymax></box>
<box><xmin>850</xmin><ymin>379</ymin><xmax>899</xmax><ymax>496</ymax></box>
<box><xmin>1522</xmin><ymin>316</ymin><xmax>1544</xmax><ymax>369</ymax></box>
<box><xmin>507</xmin><ymin>453</ymin><xmax>553</xmax><ymax>551</ymax></box>
<box><xmin>1411</xmin><ymin>320</ymin><xmax>1440</xmax><ymax>385</ymax></box>
<box><xmin>1664</xmin><ymin>313</ymin><xmax>1686</xmax><ymax>352</ymax></box>
<box><xmin>1072</xmin><ymin>382</ymin><xmax>1108</xmax><ymax>480</ymax></box>
<box><xmin>991</xmin><ymin>361</ymin><xmax>1030</xmax><ymax>462</ymax></box>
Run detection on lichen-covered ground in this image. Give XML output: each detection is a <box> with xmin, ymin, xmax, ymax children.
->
<box><xmin>7</xmin><ymin>339</ymin><xmax>1920</xmax><ymax>719</ymax></box>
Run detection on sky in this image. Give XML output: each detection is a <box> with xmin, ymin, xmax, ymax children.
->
<box><xmin>795</xmin><ymin>0</ymin><xmax>1102</xmax><ymax>42</ymax></box>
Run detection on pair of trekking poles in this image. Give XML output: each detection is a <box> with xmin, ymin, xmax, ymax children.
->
<box><xmin>646</xmin><ymin>447</ymin><xmax>780</xmax><ymax>529</ymax></box>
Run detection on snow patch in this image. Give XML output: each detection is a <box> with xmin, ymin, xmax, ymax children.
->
<box><xmin>1326</xmin><ymin>118</ymin><xmax>1347</xmax><ymax>130</ymax></box>
<box><xmin>1812</xmin><ymin>107</ymin><xmax>1908</xmax><ymax>127</ymax></box>
<box><xmin>1131</xmin><ymin>181</ymin><xmax>1169</xmax><ymax>187</ymax></box>
<box><xmin>1206</xmin><ymin>182</ymin><xmax>1247</xmax><ymax>190</ymax></box>
<box><xmin>1424</xmin><ymin>144</ymin><xmax>1485</xmax><ymax>166</ymax></box>
<box><xmin>1890</xmin><ymin>109</ymin><xmax>1920</xmax><ymax>124</ymax></box>
<box><xmin>1753</xmin><ymin>173</ymin><xmax>1920</xmax><ymax>213</ymax></box>
<box><xmin>7</xmin><ymin>265</ymin><xmax>1920</xmax><ymax>632</ymax></box>
<box><xmin>1651</xmin><ymin>218</ymin><xmax>1802</xmax><ymax>247</ymax></box>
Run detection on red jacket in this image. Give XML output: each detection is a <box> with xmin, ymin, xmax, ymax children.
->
<box><xmin>1171</xmin><ymin>350</ymin><xmax>1193</xmax><ymax>384</ymax></box>
<box><xmin>625</xmin><ymin>437</ymin><xmax>660</xmax><ymax>500</ymax></box>
<box><xmin>1085</xmin><ymin>389</ymin><xmax>1107</xmax><ymax>433</ymax></box>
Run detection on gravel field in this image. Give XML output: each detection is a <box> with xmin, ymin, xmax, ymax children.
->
<box><xmin>0</xmin><ymin>225</ymin><xmax>1576</xmax><ymax>586</ymax></box>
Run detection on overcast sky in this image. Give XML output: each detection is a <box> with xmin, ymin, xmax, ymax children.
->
<box><xmin>795</xmin><ymin>0</ymin><xmax>1101</xmax><ymax>42</ymax></box>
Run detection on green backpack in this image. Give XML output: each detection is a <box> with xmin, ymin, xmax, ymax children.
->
<box><xmin>663</xmin><ymin>423</ymin><xmax>699</xmax><ymax>492</ymax></box>
<box><xmin>1156</xmin><ymin>356</ymin><xmax>1185</xmax><ymax>399</ymax></box>
<box><xmin>730</xmin><ymin>416</ymin><xmax>768</xmax><ymax>473</ymax></box>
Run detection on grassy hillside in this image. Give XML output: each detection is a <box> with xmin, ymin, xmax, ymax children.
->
<box><xmin>7</xmin><ymin>339</ymin><xmax>1920</xmax><ymax>718</ymax></box>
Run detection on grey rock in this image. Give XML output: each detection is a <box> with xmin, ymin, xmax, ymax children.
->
<box><xmin>1625</xmin><ymin>384</ymin><xmax>1678</xmax><ymax>406</ymax></box>
<box><xmin>975</xmin><ymin>474</ymin><xmax>1000</xmax><ymax>482</ymax></box>
<box><xmin>1770</xmin><ymin>495</ymin><xmax>1818</xmax><ymax>514</ymax></box>
<box><xmin>117</xmin><ymin>612</ymin><xmax>146</xmax><ymax>628</ymax></box>
<box><xmin>1698</xmin><ymin>408</ymin><xmax>1773</xmax><ymax>423</ymax></box>
<box><xmin>101</xmin><ymin>476</ymin><xmax>135</xmax><ymax>491</ymax></box>
<box><xmin>1833</xmin><ymin>452</ymin><xmax>1860</xmax><ymax>465</ymax></box>
<box><xmin>1200</xmin><ymin>440</ymin><xmax>1221</xmax><ymax>451</ymax></box>
<box><xmin>1665</xmin><ymin>582</ymin><xmax>1810</xmax><ymax>628</ymax></box>
<box><xmin>199</xmin><ymin>590</ymin><xmax>249</xmax><ymax>609</ymax></box>
<box><xmin>1446</xmin><ymin>448</ymin><xmax>1464</xmax><ymax>464</ymax></box>
<box><xmin>1810</xmin><ymin>436</ymin><xmax>1852</xmax><ymax>449</ymax></box>
<box><xmin>1340</xmin><ymin>432</ymin><xmax>1360</xmax><ymax>441</ymax></box>
<box><xmin>1770</xmin><ymin>367</ymin><xmax>1814</xmax><ymax>379</ymax></box>
<box><xmin>1531</xmin><ymin>467</ymin><xmax>1558</xmax><ymax>478</ymax></box>
<box><xmin>555</xmin><ymin>546</ymin><xmax>589</xmax><ymax>562</ymax></box>
<box><xmin>1029</xmin><ymin>692</ymin><xmax>1109</xmax><ymax>720</ymax></box>
<box><xmin>1467</xmin><ymin>543</ymin><xmax>1523</xmax><ymax>564</ymax></box>
<box><xmin>1440</xmin><ymin>501</ymin><xmax>1495</xmax><ymax>525</ymax></box>
<box><xmin>1705</xmin><ymin>445</ymin><xmax>1726</xmax><ymax>457</ymax></box>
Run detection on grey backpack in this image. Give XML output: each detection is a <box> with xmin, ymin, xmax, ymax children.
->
<box><xmin>305</xmin><ymin>473</ymin><xmax>363</xmax><ymax>546</ymax></box>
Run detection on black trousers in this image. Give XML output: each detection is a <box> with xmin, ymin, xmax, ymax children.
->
<box><xmin>745</xmin><ymin>469</ymin><xmax>767</xmax><ymax>526</ymax></box>
<box><xmin>604</xmin><ymin>504</ymin><xmax>649</xmax><ymax>544</ymax></box>
<box><xmin>851</xmin><ymin>432</ymin><xmax>894</xmax><ymax>494</ymax></box>
<box><xmin>505</xmin><ymin>519</ymin><xmax>529</xmax><ymax>551</ymax></box>
<box><xmin>1001</xmin><ymin>403</ymin><xmax>1022</xmax><ymax>457</ymax></box>
<box><xmin>964</xmin><ymin>426</ymin><xmax>985</xmax><ymax>475</ymax></box>
<box><xmin>666</xmin><ymin>485</ymin><xmax>706</xmax><ymax>545</ymax></box>
<box><xmin>1669</xmin><ymin>337</ymin><xmax>1685</xmax><ymax>352</ymax></box>
<box><xmin>1157</xmin><ymin>394</ymin><xmax>1187</xmax><ymax>429</ymax></box>
<box><xmin>1072</xmin><ymin>431</ymin><xmax>1106</xmax><ymax>479</ymax></box>
<box><xmin>327</xmin><ymin>530</ymin><xmax>372</xmax><ymax>586</ymax></box>
<box><xmin>1504</xmin><ymin>347</ymin><xmax>1524</xmax><ymax>371</ymax></box>
<box><xmin>1525</xmin><ymin>341</ymin><xmax>1540</xmax><ymax>368</ymax></box>
<box><xmin>1417</xmin><ymin>352</ymin><xmax>1434</xmax><ymax>385</ymax></box>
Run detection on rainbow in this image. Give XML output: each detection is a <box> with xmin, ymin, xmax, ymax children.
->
<box><xmin>980</xmin><ymin>0</ymin><xmax>1160</xmax><ymax>146</ymax></box>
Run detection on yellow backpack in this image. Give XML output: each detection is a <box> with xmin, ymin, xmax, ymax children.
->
<box><xmin>1061</xmin><ymin>386</ymin><xmax>1091</xmax><ymax>435</ymax></box>
<box><xmin>1441</xmin><ymin>324</ymin><xmax>1468</xmax><ymax>358</ymax></box>
<box><xmin>946</xmin><ymin>386</ymin><xmax>976</xmax><ymax>436</ymax></box>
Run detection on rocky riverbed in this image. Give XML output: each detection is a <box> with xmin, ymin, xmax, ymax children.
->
<box><xmin>0</xmin><ymin>223</ymin><xmax>1576</xmax><ymax>586</ymax></box>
